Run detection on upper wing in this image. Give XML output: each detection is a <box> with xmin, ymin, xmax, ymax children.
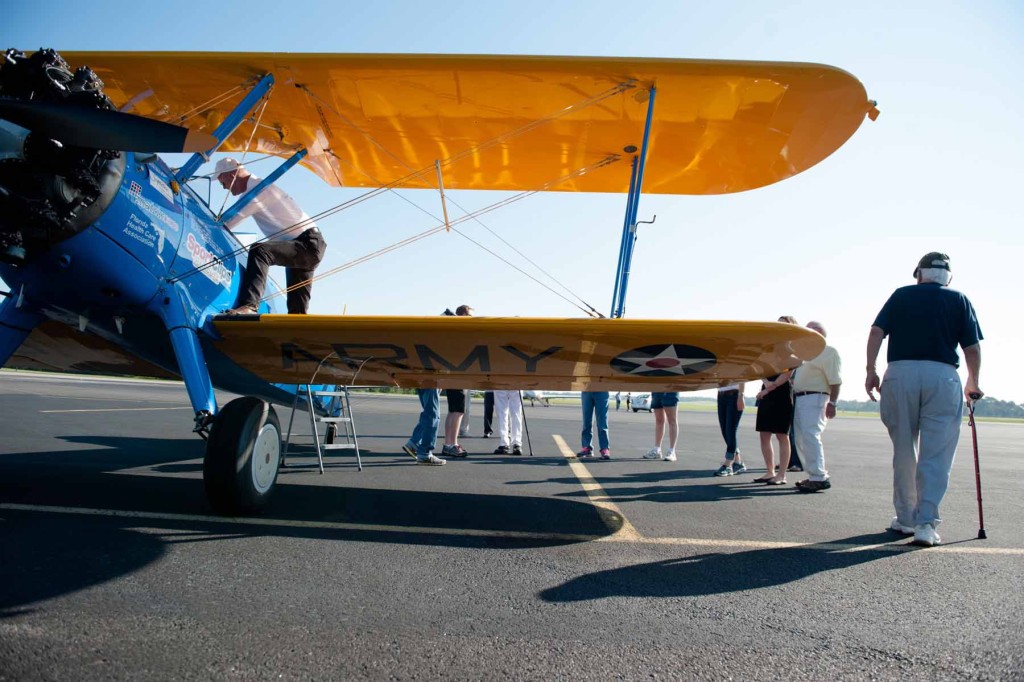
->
<box><xmin>65</xmin><ymin>52</ymin><xmax>873</xmax><ymax>195</ymax></box>
<box><xmin>212</xmin><ymin>315</ymin><xmax>824</xmax><ymax>391</ymax></box>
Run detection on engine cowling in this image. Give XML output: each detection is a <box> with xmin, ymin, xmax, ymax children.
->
<box><xmin>0</xmin><ymin>48</ymin><xmax>125</xmax><ymax>264</ymax></box>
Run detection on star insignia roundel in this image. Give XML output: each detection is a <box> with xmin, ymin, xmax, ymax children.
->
<box><xmin>610</xmin><ymin>344</ymin><xmax>717</xmax><ymax>377</ymax></box>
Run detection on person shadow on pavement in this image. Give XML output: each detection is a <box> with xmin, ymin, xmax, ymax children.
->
<box><xmin>539</xmin><ymin>532</ymin><xmax>906</xmax><ymax>602</ymax></box>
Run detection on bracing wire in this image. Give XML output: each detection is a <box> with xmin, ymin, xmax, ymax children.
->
<box><xmin>214</xmin><ymin>96</ymin><xmax>272</xmax><ymax>220</ymax></box>
<box><xmin>261</xmin><ymin>156</ymin><xmax>620</xmax><ymax>317</ymax></box>
<box><xmin>297</xmin><ymin>83</ymin><xmax>625</xmax><ymax>315</ymax></box>
<box><xmin>330</xmin><ymin>154</ymin><xmax>608</xmax><ymax>318</ymax></box>
<box><xmin>171</xmin><ymin>82</ymin><xmax>251</xmax><ymax>125</ymax></box>
<box><xmin>171</xmin><ymin>79</ymin><xmax>633</xmax><ymax>290</ymax></box>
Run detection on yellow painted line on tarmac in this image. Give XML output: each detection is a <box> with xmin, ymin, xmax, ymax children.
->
<box><xmin>1</xmin><ymin>502</ymin><xmax>1021</xmax><ymax>556</ymax></box>
<box><xmin>41</xmin><ymin>407</ymin><xmax>192</xmax><ymax>413</ymax></box>
<box><xmin>0</xmin><ymin>503</ymin><xmax>596</xmax><ymax>543</ymax></box>
<box><xmin>552</xmin><ymin>434</ymin><xmax>642</xmax><ymax>542</ymax></box>
<box><xmin>639</xmin><ymin>535</ymin><xmax>1024</xmax><ymax>556</ymax></box>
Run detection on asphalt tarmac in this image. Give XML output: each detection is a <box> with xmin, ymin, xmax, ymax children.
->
<box><xmin>1</xmin><ymin>372</ymin><xmax>1022</xmax><ymax>680</ymax></box>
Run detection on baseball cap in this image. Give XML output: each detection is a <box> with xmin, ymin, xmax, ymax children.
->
<box><xmin>214</xmin><ymin>157</ymin><xmax>244</xmax><ymax>176</ymax></box>
<box><xmin>913</xmin><ymin>252</ymin><xmax>950</xmax><ymax>277</ymax></box>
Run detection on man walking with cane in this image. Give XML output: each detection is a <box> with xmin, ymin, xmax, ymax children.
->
<box><xmin>866</xmin><ymin>252</ymin><xmax>984</xmax><ymax>547</ymax></box>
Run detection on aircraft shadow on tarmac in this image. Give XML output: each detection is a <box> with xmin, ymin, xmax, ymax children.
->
<box><xmin>0</xmin><ymin>514</ymin><xmax>168</xmax><ymax>619</ymax></box>
<box><xmin>509</xmin><ymin>468</ymin><xmax>801</xmax><ymax>504</ymax></box>
<box><xmin>0</xmin><ymin>436</ymin><xmax>620</xmax><ymax>614</ymax></box>
<box><xmin>539</xmin><ymin>532</ymin><xmax>904</xmax><ymax>602</ymax></box>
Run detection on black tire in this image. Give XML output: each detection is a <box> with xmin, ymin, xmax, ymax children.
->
<box><xmin>632</xmin><ymin>408</ymin><xmax>638</xmax><ymax>413</ymax></box>
<box><xmin>203</xmin><ymin>397</ymin><xmax>281</xmax><ymax>515</ymax></box>
<box><xmin>325</xmin><ymin>423</ymin><xmax>337</xmax><ymax>445</ymax></box>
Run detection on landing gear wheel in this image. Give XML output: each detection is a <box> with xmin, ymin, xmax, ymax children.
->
<box><xmin>325</xmin><ymin>423</ymin><xmax>337</xmax><ymax>445</ymax></box>
<box><xmin>203</xmin><ymin>396</ymin><xmax>281</xmax><ymax>515</ymax></box>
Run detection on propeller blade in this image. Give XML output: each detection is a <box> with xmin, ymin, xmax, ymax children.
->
<box><xmin>0</xmin><ymin>99</ymin><xmax>217</xmax><ymax>153</ymax></box>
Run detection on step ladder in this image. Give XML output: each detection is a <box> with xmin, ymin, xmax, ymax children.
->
<box><xmin>283</xmin><ymin>384</ymin><xmax>362</xmax><ymax>473</ymax></box>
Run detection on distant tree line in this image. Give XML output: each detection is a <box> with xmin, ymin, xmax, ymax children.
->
<box><xmin>737</xmin><ymin>393</ymin><xmax>1023</xmax><ymax>419</ymax></box>
<box><xmin>837</xmin><ymin>397</ymin><xmax>1024</xmax><ymax>418</ymax></box>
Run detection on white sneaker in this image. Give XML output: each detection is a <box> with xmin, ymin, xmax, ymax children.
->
<box><xmin>912</xmin><ymin>524</ymin><xmax>941</xmax><ymax>547</ymax></box>
<box><xmin>889</xmin><ymin>517</ymin><xmax>914</xmax><ymax>535</ymax></box>
<box><xmin>643</xmin><ymin>448</ymin><xmax>662</xmax><ymax>459</ymax></box>
<box><xmin>662</xmin><ymin>450</ymin><xmax>677</xmax><ymax>462</ymax></box>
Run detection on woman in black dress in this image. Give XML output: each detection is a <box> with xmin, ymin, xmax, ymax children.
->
<box><xmin>753</xmin><ymin>316</ymin><xmax>798</xmax><ymax>484</ymax></box>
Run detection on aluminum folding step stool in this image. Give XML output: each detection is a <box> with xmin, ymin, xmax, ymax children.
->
<box><xmin>283</xmin><ymin>384</ymin><xmax>361</xmax><ymax>473</ymax></box>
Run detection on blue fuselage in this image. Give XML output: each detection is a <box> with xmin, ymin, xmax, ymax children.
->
<box><xmin>0</xmin><ymin>153</ymin><xmax>302</xmax><ymax>408</ymax></box>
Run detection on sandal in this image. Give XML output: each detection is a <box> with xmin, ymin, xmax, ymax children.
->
<box><xmin>765</xmin><ymin>477</ymin><xmax>787</xmax><ymax>485</ymax></box>
<box><xmin>752</xmin><ymin>475</ymin><xmax>775</xmax><ymax>483</ymax></box>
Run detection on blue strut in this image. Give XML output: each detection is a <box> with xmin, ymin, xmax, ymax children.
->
<box><xmin>610</xmin><ymin>85</ymin><xmax>656</xmax><ymax>319</ymax></box>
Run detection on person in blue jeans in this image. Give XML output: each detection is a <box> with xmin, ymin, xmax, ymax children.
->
<box><xmin>714</xmin><ymin>383</ymin><xmax>746</xmax><ymax>476</ymax></box>
<box><xmin>578</xmin><ymin>391</ymin><xmax>611</xmax><ymax>459</ymax></box>
<box><xmin>402</xmin><ymin>388</ymin><xmax>446</xmax><ymax>465</ymax></box>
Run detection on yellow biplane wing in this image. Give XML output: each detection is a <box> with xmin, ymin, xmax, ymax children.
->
<box><xmin>66</xmin><ymin>52</ymin><xmax>874</xmax><ymax>195</ymax></box>
<box><xmin>212</xmin><ymin>316</ymin><xmax>824</xmax><ymax>391</ymax></box>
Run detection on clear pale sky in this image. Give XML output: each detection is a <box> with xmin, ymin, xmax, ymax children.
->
<box><xmin>6</xmin><ymin>1</ymin><xmax>1022</xmax><ymax>402</ymax></box>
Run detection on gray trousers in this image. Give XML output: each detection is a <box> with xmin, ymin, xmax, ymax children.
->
<box><xmin>880</xmin><ymin>360</ymin><xmax>963</xmax><ymax>528</ymax></box>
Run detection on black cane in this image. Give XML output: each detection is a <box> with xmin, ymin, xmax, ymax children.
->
<box><xmin>518</xmin><ymin>391</ymin><xmax>533</xmax><ymax>456</ymax></box>
<box><xmin>967</xmin><ymin>392</ymin><xmax>986</xmax><ymax>539</ymax></box>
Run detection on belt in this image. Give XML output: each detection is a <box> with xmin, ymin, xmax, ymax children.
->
<box><xmin>794</xmin><ymin>391</ymin><xmax>828</xmax><ymax>397</ymax></box>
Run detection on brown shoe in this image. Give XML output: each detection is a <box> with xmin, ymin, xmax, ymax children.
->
<box><xmin>223</xmin><ymin>305</ymin><xmax>259</xmax><ymax>315</ymax></box>
<box><xmin>795</xmin><ymin>479</ymin><xmax>831</xmax><ymax>493</ymax></box>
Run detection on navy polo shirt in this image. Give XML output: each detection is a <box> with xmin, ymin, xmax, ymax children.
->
<box><xmin>872</xmin><ymin>283</ymin><xmax>983</xmax><ymax>368</ymax></box>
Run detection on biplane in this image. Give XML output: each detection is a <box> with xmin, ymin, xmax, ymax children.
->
<box><xmin>0</xmin><ymin>49</ymin><xmax>875</xmax><ymax>514</ymax></box>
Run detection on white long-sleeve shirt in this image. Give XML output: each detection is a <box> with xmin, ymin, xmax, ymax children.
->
<box><xmin>224</xmin><ymin>175</ymin><xmax>317</xmax><ymax>241</ymax></box>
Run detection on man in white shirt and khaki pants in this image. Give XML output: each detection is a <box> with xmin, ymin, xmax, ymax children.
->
<box><xmin>791</xmin><ymin>321</ymin><xmax>842</xmax><ymax>492</ymax></box>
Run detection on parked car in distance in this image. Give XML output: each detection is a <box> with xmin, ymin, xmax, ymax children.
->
<box><xmin>632</xmin><ymin>393</ymin><xmax>652</xmax><ymax>412</ymax></box>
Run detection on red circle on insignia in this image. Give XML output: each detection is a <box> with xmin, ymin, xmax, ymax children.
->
<box><xmin>646</xmin><ymin>358</ymin><xmax>678</xmax><ymax>368</ymax></box>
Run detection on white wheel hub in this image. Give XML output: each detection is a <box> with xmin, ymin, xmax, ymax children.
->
<box><xmin>251</xmin><ymin>423</ymin><xmax>280</xmax><ymax>494</ymax></box>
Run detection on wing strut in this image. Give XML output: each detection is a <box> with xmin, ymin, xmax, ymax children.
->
<box><xmin>220</xmin><ymin>148</ymin><xmax>309</xmax><ymax>224</ymax></box>
<box><xmin>610</xmin><ymin>85</ymin><xmax>657</xmax><ymax>319</ymax></box>
<box><xmin>174</xmin><ymin>73</ymin><xmax>276</xmax><ymax>183</ymax></box>
<box><xmin>435</xmin><ymin>160</ymin><xmax>451</xmax><ymax>232</ymax></box>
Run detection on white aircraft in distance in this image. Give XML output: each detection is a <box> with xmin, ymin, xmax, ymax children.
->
<box><xmin>522</xmin><ymin>390</ymin><xmax>583</xmax><ymax>406</ymax></box>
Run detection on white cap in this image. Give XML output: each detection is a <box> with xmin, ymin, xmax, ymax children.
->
<box><xmin>214</xmin><ymin>157</ymin><xmax>245</xmax><ymax>176</ymax></box>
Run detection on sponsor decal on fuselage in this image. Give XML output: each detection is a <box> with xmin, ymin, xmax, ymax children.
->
<box><xmin>185</xmin><ymin>232</ymin><xmax>233</xmax><ymax>287</ymax></box>
<box><xmin>127</xmin><ymin>180</ymin><xmax>179</xmax><ymax>233</ymax></box>
<box><xmin>148</xmin><ymin>173</ymin><xmax>175</xmax><ymax>205</ymax></box>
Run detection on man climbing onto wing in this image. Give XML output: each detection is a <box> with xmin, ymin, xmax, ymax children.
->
<box><xmin>216</xmin><ymin>158</ymin><xmax>327</xmax><ymax>315</ymax></box>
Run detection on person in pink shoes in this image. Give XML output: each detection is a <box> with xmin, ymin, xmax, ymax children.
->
<box><xmin>578</xmin><ymin>391</ymin><xmax>611</xmax><ymax>459</ymax></box>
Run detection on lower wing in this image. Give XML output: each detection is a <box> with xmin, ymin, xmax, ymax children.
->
<box><xmin>213</xmin><ymin>315</ymin><xmax>822</xmax><ymax>391</ymax></box>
